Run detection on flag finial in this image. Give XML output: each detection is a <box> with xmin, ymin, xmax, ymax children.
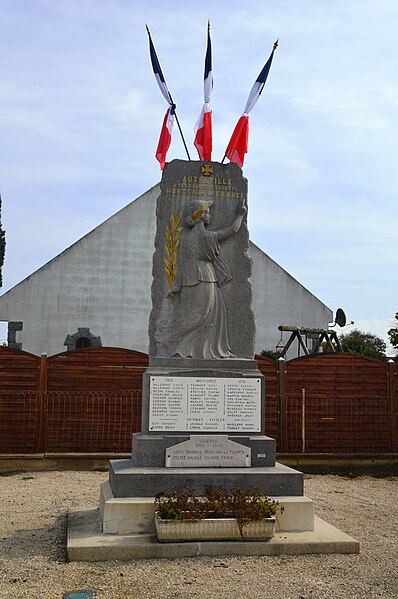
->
<box><xmin>273</xmin><ymin>39</ymin><xmax>279</xmax><ymax>51</ymax></box>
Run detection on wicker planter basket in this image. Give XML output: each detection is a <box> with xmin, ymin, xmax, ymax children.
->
<box><xmin>155</xmin><ymin>514</ymin><xmax>276</xmax><ymax>543</ymax></box>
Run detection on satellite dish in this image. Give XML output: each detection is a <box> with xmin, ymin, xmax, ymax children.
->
<box><xmin>335</xmin><ymin>308</ymin><xmax>347</xmax><ymax>328</ymax></box>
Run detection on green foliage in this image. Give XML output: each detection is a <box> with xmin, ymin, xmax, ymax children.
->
<box><xmin>339</xmin><ymin>329</ymin><xmax>386</xmax><ymax>361</ymax></box>
<box><xmin>0</xmin><ymin>196</ymin><xmax>5</xmax><ymax>288</ymax></box>
<box><xmin>261</xmin><ymin>349</ymin><xmax>284</xmax><ymax>361</ymax></box>
<box><xmin>154</xmin><ymin>486</ymin><xmax>282</xmax><ymax>537</ymax></box>
<box><xmin>155</xmin><ymin>488</ymin><xmax>203</xmax><ymax>522</ymax></box>
<box><xmin>387</xmin><ymin>313</ymin><xmax>398</xmax><ymax>353</ymax></box>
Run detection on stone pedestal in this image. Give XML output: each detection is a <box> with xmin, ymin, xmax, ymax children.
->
<box><xmin>101</xmin><ymin>359</ymin><xmax>306</xmax><ymax>527</ymax></box>
<box><xmin>103</xmin><ymin>356</ymin><xmax>304</xmax><ymax>499</ymax></box>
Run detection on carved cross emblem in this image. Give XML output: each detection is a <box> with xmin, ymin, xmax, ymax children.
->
<box><xmin>201</xmin><ymin>164</ymin><xmax>213</xmax><ymax>176</ymax></box>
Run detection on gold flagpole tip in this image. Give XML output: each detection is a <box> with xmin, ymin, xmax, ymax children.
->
<box><xmin>273</xmin><ymin>39</ymin><xmax>279</xmax><ymax>50</ymax></box>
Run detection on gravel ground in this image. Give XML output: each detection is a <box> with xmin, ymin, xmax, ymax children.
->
<box><xmin>0</xmin><ymin>471</ymin><xmax>397</xmax><ymax>599</ymax></box>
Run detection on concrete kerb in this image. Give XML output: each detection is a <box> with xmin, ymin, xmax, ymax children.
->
<box><xmin>279</xmin><ymin>453</ymin><xmax>398</xmax><ymax>476</ymax></box>
<box><xmin>0</xmin><ymin>454</ymin><xmax>129</xmax><ymax>474</ymax></box>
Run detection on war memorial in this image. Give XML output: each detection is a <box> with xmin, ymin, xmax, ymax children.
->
<box><xmin>67</xmin><ymin>160</ymin><xmax>359</xmax><ymax>560</ymax></box>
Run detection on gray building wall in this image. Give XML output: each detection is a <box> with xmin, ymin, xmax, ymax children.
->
<box><xmin>0</xmin><ymin>185</ymin><xmax>159</xmax><ymax>356</ymax></box>
<box><xmin>250</xmin><ymin>244</ymin><xmax>332</xmax><ymax>354</ymax></box>
<box><xmin>0</xmin><ymin>185</ymin><xmax>332</xmax><ymax>356</ymax></box>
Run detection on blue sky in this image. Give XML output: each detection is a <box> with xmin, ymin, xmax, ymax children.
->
<box><xmin>0</xmin><ymin>0</ymin><xmax>397</xmax><ymax>350</ymax></box>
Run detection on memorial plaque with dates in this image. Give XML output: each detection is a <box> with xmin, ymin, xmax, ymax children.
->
<box><xmin>165</xmin><ymin>435</ymin><xmax>251</xmax><ymax>468</ymax></box>
<box><xmin>149</xmin><ymin>376</ymin><xmax>261</xmax><ymax>432</ymax></box>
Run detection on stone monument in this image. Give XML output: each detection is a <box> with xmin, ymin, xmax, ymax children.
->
<box><xmin>149</xmin><ymin>159</ymin><xmax>254</xmax><ymax>360</ymax></box>
<box><xmin>68</xmin><ymin>160</ymin><xmax>359</xmax><ymax>559</ymax></box>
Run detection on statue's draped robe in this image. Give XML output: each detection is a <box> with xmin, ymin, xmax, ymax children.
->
<box><xmin>158</xmin><ymin>226</ymin><xmax>235</xmax><ymax>359</ymax></box>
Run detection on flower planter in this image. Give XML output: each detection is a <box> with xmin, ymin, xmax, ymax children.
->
<box><xmin>155</xmin><ymin>515</ymin><xmax>276</xmax><ymax>543</ymax></box>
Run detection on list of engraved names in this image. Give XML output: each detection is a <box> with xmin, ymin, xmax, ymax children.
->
<box><xmin>149</xmin><ymin>376</ymin><xmax>261</xmax><ymax>432</ymax></box>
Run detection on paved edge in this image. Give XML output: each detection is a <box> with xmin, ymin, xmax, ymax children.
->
<box><xmin>67</xmin><ymin>509</ymin><xmax>360</xmax><ymax>561</ymax></box>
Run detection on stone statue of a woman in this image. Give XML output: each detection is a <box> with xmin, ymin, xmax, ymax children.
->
<box><xmin>157</xmin><ymin>199</ymin><xmax>247</xmax><ymax>359</ymax></box>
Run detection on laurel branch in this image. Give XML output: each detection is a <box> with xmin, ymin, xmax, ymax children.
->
<box><xmin>163</xmin><ymin>211</ymin><xmax>183</xmax><ymax>302</ymax></box>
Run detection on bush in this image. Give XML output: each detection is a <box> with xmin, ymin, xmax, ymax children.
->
<box><xmin>154</xmin><ymin>486</ymin><xmax>282</xmax><ymax>537</ymax></box>
<box><xmin>339</xmin><ymin>329</ymin><xmax>386</xmax><ymax>361</ymax></box>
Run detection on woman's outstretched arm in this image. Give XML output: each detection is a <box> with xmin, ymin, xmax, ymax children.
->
<box><xmin>216</xmin><ymin>200</ymin><xmax>247</xmax><ymax>241</ymax></box>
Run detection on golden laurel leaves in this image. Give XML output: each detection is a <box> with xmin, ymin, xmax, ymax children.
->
<box><xmin>163</xmin><ymin>211</ymin><xmax>183</xmax><ymax>302</ymax></box>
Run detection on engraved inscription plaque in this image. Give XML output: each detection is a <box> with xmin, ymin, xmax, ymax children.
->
<box><xmin>149</xmin><ymin>376</ymin><xmax>261</xmax><ymax>432</ymax></box>
<box><xmin>165</xmin><ymin>435</ymin><xmax>251</xmax><ymax>468</ymax></box>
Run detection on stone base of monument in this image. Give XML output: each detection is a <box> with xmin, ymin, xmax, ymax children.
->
<box><xmin>99</xmin><ymin>481</ymin><xmax>315</xmax><ymax>534</ymax></box>
<box><xmin>67</xmin><ymin>508</ymin><xmax>359</xmax><ymax>561</ymax></box>
<box><xmin>66</xmin><ymin>357</ymin><xmax>360</xmax><ymax>560</ymax></box>
<box><xmin>108</xmin><ymin>460</ymin><xmax>304</xmax><ymax>497</ymax></box>
<box><xmin>65</xmin><ymin>426</ymin><xmax>360</xmax><ymax>559</ymax></box>
<box><xmin>66</xmin><ymin>459</ymin><xmax>359</xmax><ymax>560</ymax></box>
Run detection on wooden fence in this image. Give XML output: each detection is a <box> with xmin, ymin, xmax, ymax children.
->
<box><xmin>0</xmin><ymin>347</ymin><xmax>147</xmax><ymax>453</ymax></box>
<box><xmin>0</xmin><ymin>347</ymin><xmax>397</xmax><ymax>454</ymax></box>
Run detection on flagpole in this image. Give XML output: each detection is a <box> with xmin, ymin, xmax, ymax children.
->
<box><xmin>170</xmin><ymin>99</ymin><xmax>191</xmax><ymax>161</ymax></box>
<box><xmin>145</xmin><ymin>24</ymin><xmax>191</xmax><ymax>161</ymax></box>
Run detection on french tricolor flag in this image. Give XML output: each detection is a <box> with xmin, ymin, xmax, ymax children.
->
<box><xmin>147</xmin><ymin>25</ymin><xmax>175</xmax><ymax>169</ymax></box>
<box><xmin>194</xmin><ymin>21</ymin><xmax>213</xmax><ymax>161</ymax></box>
<box><xmin>225</xmin><ymin>40</ymin><xmax>278</xmax><ymax>168</ymax></box>
<box><xmin>156</xmin><ymin>105</ymin><xmax>175</xmax><ymax>170</ymax></box>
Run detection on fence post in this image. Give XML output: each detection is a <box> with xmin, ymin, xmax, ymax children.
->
<box><xmin>301</xmin><ymin>387</ymin><xmax>306</xmax><ymax>453</ymax></box>
<box><xmin>36</xmin><ymin>352</ymin><xmax>48</xmax><ymax>453</ymax></box>
<box><xmin>387</xmin><ymin>359</ymin><xmax>397</xmax><ymax>452</ymax></box>
<box><xmin>277</xmin><ymin>357</ymin><xmax>287</xmax><ymax>452</ymax></box>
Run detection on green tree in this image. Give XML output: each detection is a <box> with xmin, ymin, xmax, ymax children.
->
<box><xmin>0</xmin><ymin>195</ymin><xmax>5</xmax><ymax>288</ymax></box>
<box><xmin>387</xmin><ymin>313</ymin><xmax>398</xmax><ymax>353</ymax></box>
<box><xmin>261</xmin><ymin>349</ymin><xmax>284</xmax><ymax>361</ymax></box>
<box><xmin>339</xmin><ymin>329</ymin><xmax>386</xmax><ymax>361</ymax></box>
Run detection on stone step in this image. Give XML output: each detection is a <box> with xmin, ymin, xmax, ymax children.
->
<box><xmin>109</xmin><ymin>459</ymin><xmax>304</xmax><ymax>497</ymax></box>
<box><xmin>100</xmin><ymin>481</ymin><xmax>314</xmax><ymax>535</ymax></box>
<box><xmin>67</xmin><ymin>508</ymin><xmax>360</xmax><ymax>562</ymax></box>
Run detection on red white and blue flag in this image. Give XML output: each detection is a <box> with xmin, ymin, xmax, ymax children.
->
<box><xmin>146</xmin><ymin>25</ymin><xmax>175</xmax><ymax>169</ymax></box>
<box><xmin>225</xmin><ymin>40</ymin><xmax>278</xmax><ymax>168</ymax></box>
<box><xmin>155</xmin><ymin>105</ymin><xmax>175</xmax><ymax>170</ymax></box>
<box><xmin>194</xmin><ymin>21</ymin><xmax>213</xmax><ymax>161</ymax></box>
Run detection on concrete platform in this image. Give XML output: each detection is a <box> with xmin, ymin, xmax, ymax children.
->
<box><xmin>67</xmin><ymin>508</ymin><xmax>360</xmax><ymax>561</ymax></box>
